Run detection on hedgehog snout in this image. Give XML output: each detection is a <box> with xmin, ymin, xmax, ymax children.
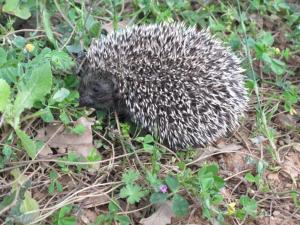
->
<box><xmin>79</xmin><ymin>93</ymin><xmax>95</xmax><ymax>107</ymax></box>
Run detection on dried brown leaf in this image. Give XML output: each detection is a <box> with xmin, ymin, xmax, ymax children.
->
<box><xmin>281</xmin><ymin>152</ymin><xmax>300</xmax><ymax>186</ymax></box>
<box><xmin>140</xmin><ymin>201</ymin><xmax>175</xmax><ymax>225</ymax></box>
<box><xmin>36</xmin><ymin>117</ymin><xmax>100</xmax><ymax>170</ymax></box>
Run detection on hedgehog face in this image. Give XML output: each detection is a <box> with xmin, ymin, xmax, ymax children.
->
<box><xmin>78</xmin><ymin>70</ymin><xmax>118</xmax><ymax>110</ymax></box>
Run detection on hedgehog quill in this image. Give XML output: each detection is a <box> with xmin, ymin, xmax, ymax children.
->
<box><xmin>79</xmin><ymin>23</ymin><xmax>248</xmax><ymax>149</ymax></box>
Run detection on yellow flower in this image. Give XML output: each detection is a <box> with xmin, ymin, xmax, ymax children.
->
<box><xmin>227</xmin><ymin>202</ymin><xmax>236</xmax><ymax>215</ymax></box>
<box><xmin>290</xmin><ymin>107</ymin><xmax>297</xmax><ymax>115</ymax></box>
<box><xmin>25</xmin><ymin>43</ymin><xmax>35</xmax><ymax>52</ymax></box>
<box><xmin>274</xmin><ymin>47</ymin><xmax>280</xmax><ymax>55</ymax></box>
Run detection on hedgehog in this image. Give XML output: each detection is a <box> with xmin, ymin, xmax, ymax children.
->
<box><xmin>78</xmin><ymin>23</ymin><xmax>248</xmax><ymax>149</ymax></box>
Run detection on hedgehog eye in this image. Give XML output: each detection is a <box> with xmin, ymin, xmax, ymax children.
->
<box><xmin>92</xmin><ymin>84</ymin><xmax>102</xmax><ymax>93</ymax></box>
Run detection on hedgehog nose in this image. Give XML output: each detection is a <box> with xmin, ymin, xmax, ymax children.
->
<box><xmin>79</xmin><ymin>96</ymin><xmax>93</xmax><ymax>107</ymax></box>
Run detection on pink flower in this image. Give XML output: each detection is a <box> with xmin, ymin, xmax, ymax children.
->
<box><xmin>160</xmin><ymin>184</ymin><xmax>168</xmax><ymax>193</ymax></box>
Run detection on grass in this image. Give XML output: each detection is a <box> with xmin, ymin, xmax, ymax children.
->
<box><xmin>0</xmin><ymin>0</ymin><xmax>300</xmax><ymax>224</ymax></box>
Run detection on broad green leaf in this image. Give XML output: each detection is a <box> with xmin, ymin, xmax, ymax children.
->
<box><xmin>19</xmin><ymin>192</ymin><xmax>40</xmax><ymax>223</ymax></box>
<box><xmin>60</xmin><ymin>111</ymin><xmax>71</xmax><ymax>124</ymax></box>
<box><xmin>85</xmin><ymin>15</ymin><xmax>101</xmax><ymax>37</ymax></box>
<box><xmin>71</xmin><ymin>124</ymin><xmax>85</xmax><ymax>135</ymax></box>
<box><xmin>49</xmin><ymin>51</ymin><xmax>75</xmax><ymax>71</ymax></box>
<box><xmin>0</xmin><ymin>47</ymin><xmax>7</xmax><ymax>66</ymax></box>
<box><xmin>13</xmin><ymin>62</ymin><xmax>52</xmax><ymax>127</ymax></box>
<box><xmin>270</xmin><ymin>58</ymin><xmax>286</xmax><ymax>75</ymax></box>
<box><xmin>108</xmin><ymin>200</ymin><xmax>119</xmax><ymax>213</ymax></box>
<box><xmin>120</xmin><ymin>184</ymin><xmax>147</xmax><ymax>204</ymax></box>
<box><xmin>0</xmin><ymin>67</ymin><xmax>18</xmax><ymax>84</ymax></box>
<box><xmin>259</xmin><ymin>31</ymin><xmax>274</xmax><ymax>46</ymax></box>
<box><xmin>13</xmin><ymin>36</ymin><xmax>26</xmax><ymax>48</ymax></box>
<box><xmin>146</xmin><ymin>171</ymin><xmax>162</xmax><ymax>189</ymax></box>
<box><xmin>15</xmin><ymin>129</ymin><xmax>37</xmax><ymax>159</ymax></box>
<box><xmin>116</xmin><ymin>215</ymin><xmax>131</xmax><ymax>225</ymax></box>
<box><xmin>0</xmin><ymin>79</ymin><xmax>11</xmax><ymax>112</ymax></box>
<box><xmin>52</xmin><ymin>88</ymin><xmax>70</xmax><ymax>102</ymax></box>
<box><xmin>41</xmin><ymin>107</ymin><xmax>54</xmax><ymax>123</ymax></box>
<box><xmin>150</xmin><ymin>192</ymin><xmax>168</xmax><ymax>204</ymax></box>
<box><xmin>0</xmin><ymin>191</ymin><xmax>16</xmax><ymax>211</ymax></box>
<box><xmin>171</xmin><ymin>194</ymin><xmax>189</xmax><ymax>216</ymax></box>
<box><xmin>122</xmin><ymin>169</ymin><xmax>140</xmax><ymax>184</ymax></box>
<box><xmin>48</xmin><ymin>182</ymin><xmax>55</xmax><ymax>195</ymax></box>
<box><xmin>245</xmin><ymin>173</ymin><xmax>256</xmax><ymax>183</ymax></box>
<box><xmin>239</xmin><ymin>195</ymin><xmax>257</xmax><ymax>217</ymax></box>
<box><xmin>144</xmin><ymin>134</ymin><xmax>154</xmax><ymax>143</ymax></box>
<box><xmin>165</xmin><ymin>175</ymin><xmax>180</xmax><ymax>192</ymax></box>
<box><xmin>3</xmin><ymin>0</ymin><xmax>31</xmax><ymax>19</ymax></box>
<box><xmin>59</xmin><ymin>205</ymin><xmax>73</xmax><ymax>218</ymax></box>
<box><xmin>40</xmin><ymin>1</ymin><xmax>57</xmax><ymax>48</ymax></box>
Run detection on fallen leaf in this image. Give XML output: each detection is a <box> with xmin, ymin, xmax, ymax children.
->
<box><xmin>191</xmin><ymin>144</ymin><xmax>244</xmax><ymax>167</ymax></box>
<box><xmin>222</xmin><ymin>150</ymin><xmax>253</xmax><ymax>173</ymax></box>
<box><xmin>281</xmin><ymin>152</ymin><xmax>300</xmax><ymax>187</ymax></box>
<box><xmin>275</xmin><ymin>113</ymin><xmax>298</xmax><ymax>129</ymax></box>
<box><xmin>293</xmin><ymin>143</ymin><xmax>300</xmax><ymax>152</ymax></box>
<box><xmin>267</xmin><ymin>173</ymin><xmax>280</xmax><ymax>183</ymax></box>
<box><xmin>140</xmin><ymin>201</ymin><xmax>175</xmax><ymax>225</ymax></box>
<box><xmin>36</xmin><ymin>117</ymin><xmax>101</xmax><ymax>171</ymax></box>
<box><xmin>79</xmin><ymin>208</ymin><xmax>98</xmax><ymax>224</ymax></box>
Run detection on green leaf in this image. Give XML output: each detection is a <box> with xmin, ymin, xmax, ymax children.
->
<box><xmin>0</xmin><ymin>79</ymin><xmax>11</xmax><ymax>112</ymax></box>
<box><xmin>52</xmin><ymin>88</ymin><xmax>70</xmax><ymax>102</ymax></box>
<box><xmin>171</xmin><ymin>194</ymin><xmax>189</xmax><ymax>216</ymax></box>
<box><xmin>119</xmin><ymin>184</ymin><xmax>147</xmax><ymax>204</ymax></box>
<box><xmin>165</xmin><ymin>175</ymin><xmax>180</xmax><ymax>192</ymax></box>
<box><xmin>20</xmin><ymin>192</ymin><xmax>40</xmax><ymax>223</ymax></box>
<box><xmin>59</xmin><ymin>205</ymin><xmax>73</xmax><ymax>217</ymax></box>
<box><xmin>13</xmin><ymin>62</ymin><xmax>52</xmax><ymax>127</ymax></box>
<box><xmin>56</xmin><ymin>181</ymin><xmax>63</xmax><ymax>193</ymax></box>
<box><xmin>143</xmin><ymin>134</ymin><xmax>154</xmax><ymax>144</ymax></box>
<box><xmin>108</xmin><ymin>200</ymin><xmax>119</xmax><ymax>213</ymax></box>
<box><xmin>16</xmin><ymin>128</ymin><xmax>37</xmax><ymax>159</ymax></box>
<box><xmin>56</xmin><ymin>205</ymin><xmax>77</xmax><ymax>225</ymax></box>
<box><xmin>0</xmin><ymin>67</ymin><xmax>18</xmax><ymax>84</ymax></box>
<box><xmin>49</xmin><ymin>51</ymin><xmax>75</xmax><ymax>71</ymax></box>
<box><xmin>13</xmin><ymin>36</ymin><xmax>26</xmax><ymax>48</ymax></box>
<box><xmin>116</xmin><ymin>215</ymin><xmax>131</xmax><ymax>225</ymax></box>
<box><xmin>60</xmin><ymin>111</ymin><xmax>71</xmax><ymax>124</ymax></box>
<box><xmin>2</xmin><ymin>145</ymin><xmax>12</xmax><ymax>160</ymax></box>
<box><xmin>245</xmin><ymin>173</ymin><xmax>256</xmax><ymax>183</ymax></box>
<box><xmin>48</xmin><ymin>182</ymin><xmax>55</xmax><ymax>194</ymax></box>
<box><xmin>85</xmin><ymin>15</ymin><xmax>101</xmax><ymax>38</ymax></box>
<box><xmin>71</xmin><ymin>124</ymin><xmax>86</xmax><ymax>135</ymax></box>
<box><xmin>3</xmin><ymin>0</ymin><xmax>31</xmax><ymax>19</ymax></box>
<box><xmin>41</xmin><ymin>107</ymin><xmax>54</xmax><ymax>123</ymax></box>
<box><xmin>87</xmin><ymin>148</ymin><xmax>102</xmax><ymax>162</ymax></box>
<box><xmin>239</xmin><ymin>195</ymin><xmax>257</xmax><ymax>217</ymax></box>
<box><xmin>150</xmin><ymin>192</ymin><xmax>168</xmax><ymax>204</ymax></box>
<box><xmin>259</xmin><ymin>31</ymin><xmax>274</xmax><ymax>46</ymax></box>
<box><xmin>0</xmin><ymin>191</ymin><xmax>16</xmax><ymax>211</ymax></box>
<box><xmin>122</xmin><ymin>169</ymin><xmax>140</xmax><ymax>185</ymax></box>
<box><xmin>146</xmin><ymin>172</ymin><xmax>162</xmax><ymax>189</ymax></box>
<box><xmin>198</xmin><ymin>164</ymin><xmax>219</xmax><ymax>177</ymax></box>
<box><xmin>0</xmin><ymin>47</ymin><xmax>7</xmax><ymax>66</ymax></box>
<box><xmin>40</xmin><ymin>1</ymin><xmax>57</xmax><ymax>48</ymax></box>
<box><xmin>270</xmin><ymin>58</ymin><xmax>286</xmax><ymax>75</ymax></box>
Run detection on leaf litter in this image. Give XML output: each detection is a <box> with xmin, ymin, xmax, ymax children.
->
<box><xmin>36</xmin><ymin>117</ymin><xmax>100</xmax><ymax>163</ymax></box>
